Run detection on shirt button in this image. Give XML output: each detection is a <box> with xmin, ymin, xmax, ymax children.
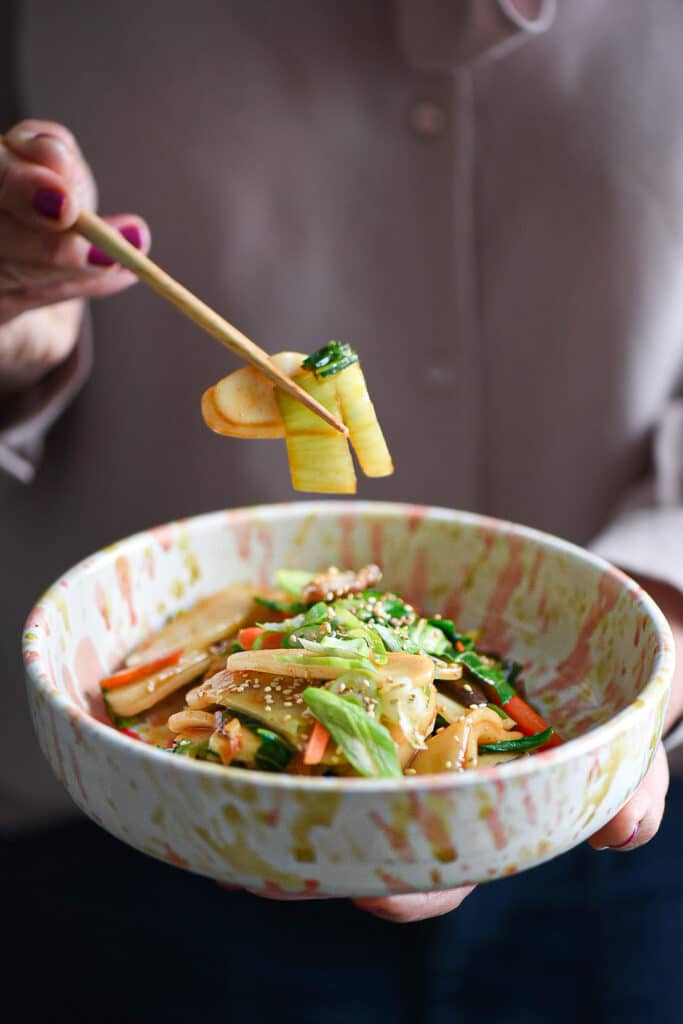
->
<box><xmin>410</xmin><ymin>100</ymin><xmax>445</xmax><ymax>138</ymax></box>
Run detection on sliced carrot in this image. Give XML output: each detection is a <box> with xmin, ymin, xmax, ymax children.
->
<box><xmin>120</xmin><ymin>728</ymin><xmax>141</xmax><ymax>741</ymax></box>
<box><xmin>238</xmin><ymin>627</ymin><xmax>287</xmax><ymax>651</ymax></box>
<box><xmin>101</xmin><ymin>648</ymin><xmax>183</xmax><ymax>690</ymax></box>
<box><xmin>303</xmin><ymin>719</ymin><xmax>330</xmax><ymax>765</ymax></box>
<box><xmin>504</xmin><ymin>694</ymin><xmax>563</xmax><ymax>749</ymax></box>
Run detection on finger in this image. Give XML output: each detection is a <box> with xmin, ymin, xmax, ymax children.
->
<box><xmin>588</xmin><ymin>744</ymin><xmax>669</xmax><ymax>851</ymax></box>
<box><xmin>0</xmin><ymin>266</ymin><xmax>142</xmax><ymax>323</ymax></box>
<box><xmin>244</xmin><ymin>887</ymin><xmax>333</xmax><ymax>902</ymax></box>
<box><xmin>0</xmin><ymin>211</ymin><xmax>150</xmax><ymax>269</ymax></box>
<box><xmin>4</xmin><ymin>120</ymin><xmax>79</xmax><ymax>177</ymax></box>
<box><xmin>0</xmin><ymin>126</ymin><xmax>94</xmax><ymax>230</ymax></box>
<box><xmin>353</xmin><ymin>885</ymin><xmax>475</xmax><ymax>924</ymax></box>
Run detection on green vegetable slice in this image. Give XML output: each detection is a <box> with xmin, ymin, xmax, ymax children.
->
<box><xmin>302</xmin><ymin>687</ymin><xmax>402</xmax><ymax>778</ymax></box>
<box><xmin>279</xmin><ymin>653</ymin><xmax>378</xmax><ymax>675</ymax></box>
<box><xmin>455</xmin><ymin>650</ymin><xmax>516</xmax><ymax>704</ymax></box>
<box><xmin>254</xmin><ymin>728</ymin><xmax>294</xmax><ymax>772</ymax></box>
<box><xmin>253</xmin><ymin>596</ymin><xmax>309</xmax><ymax>615</ymax></box>
<box><xmin>301</xmin><ymin>340</ymin><xmax>359</xmax><ymax>378</ymax></box>
<box><xmin>170</xmin><ymin>739</ymin><xmax>221</xmax><ymax>762</ymax></box>
<box><xmin>486</xmin><ymin>702</ymin><xmax>511</xmax><ymax>720</ymax></box>
<box><xmin>274</xmin><ymin>570</ymin><xmax>316</xmax><ymax>598</ymax></box>
<box><xmin>427</xmin><ymin>618</ymin><xmax>474</xmax><ymax>650</ymax></box>
<box><xmin>405</xmin><ymin>619</ymin><xmax>452</xmax><ymax>658</ymax></box>
<box><xmin>479</xmin><ymin>728</ymin><xmax>554</xmax><ymax>754</ymax></box>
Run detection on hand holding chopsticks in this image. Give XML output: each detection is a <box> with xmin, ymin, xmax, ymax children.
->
<box><xmin>0</xmin><ymin>129</ymin><xmax>345</xmax><ymax>434</ymax></box>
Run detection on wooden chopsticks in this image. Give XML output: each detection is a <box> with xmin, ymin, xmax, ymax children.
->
<box><xmin>74</xmin><ymin>211</ymin><xmax>347</xmax><ymax>435</ymax></box>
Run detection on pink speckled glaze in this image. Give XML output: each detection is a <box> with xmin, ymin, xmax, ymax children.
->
<box><xmin>22</xmin><ymin>503</ymin><xmax>674</xmax><ymax>896</ymax></box>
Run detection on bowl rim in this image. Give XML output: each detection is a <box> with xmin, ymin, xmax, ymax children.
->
<box><xmin>23</xmin><ymin>500</ymin><xmax>675</xmax><ymax>794</ymax></box>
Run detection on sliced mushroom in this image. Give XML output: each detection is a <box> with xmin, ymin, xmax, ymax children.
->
<box><xmin>436</xmin><ymin>677</ymin><xmax>488</xmax><ymax>708</ymax></box>
<box><xmin>201</xmin><ymin>351</ymin><xmax>306</xmax><ymax>439</ymax></box>
<box><xmin>411</xmin><ymin>706</ymin><xmax>522</xmax><ymax>774</ymax></box>
<box><xmin>226</xmin><ymin>648</ymin><xmax>433</xmax><ymax>685</ymax></box>
<box><xmin>187</xmin><ymin>669</ymin><xmax>312</xmax><ymax>748</ymax></box>
<box><xmin>168</xmin><ymin>709</ymin><xmax>215</xmax><ymax>734</ymax></box>
<box><xmin>435</xmin><ymin>692</ymin><xmax>469</xmax><ymax>724</ymax></box>
<box><xmin>302</xmin><ymin>564</ymin><xmax>382</xmax><ymax>603</ymax></box>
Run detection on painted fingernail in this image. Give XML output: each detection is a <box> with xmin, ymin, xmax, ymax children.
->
<box><xmin>88</xmin><ymin>225</ymin><xmax>143</xmax><ymax>266</ymax></box>
<box><xmin>87</xmin><ymin>245</ymin><xmax>115</xmax><ymax>267</ymax></box>
<box><xmin>120</xmin><ymin>225</ymin><xmax>142</xmax><ymax>249</ymax></box>
<box><xmin>32</xmin><ymin>187</ymin><xmax>65</xmax><ymax>219</ymax></box>
<box><xmin>609</xmin><ymin>822</ymin><xmax>640</xmax><ymax>850</ymax></box>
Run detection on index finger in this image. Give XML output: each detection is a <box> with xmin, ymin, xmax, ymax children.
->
<box><xmin>4</xmin><ymin>120</ymin><xmax>79</xmax><ymax>177</ymax></box>
<box><xmin>0</xmin><ymin>123</ymin><xmax>95</xmax><ymax>230</ymax></box>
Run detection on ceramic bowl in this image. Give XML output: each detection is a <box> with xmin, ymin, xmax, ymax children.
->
<box><xmin>23</xmin><ymin>502</ymin><xmax>673</xmax><ymax>897</ymax></box>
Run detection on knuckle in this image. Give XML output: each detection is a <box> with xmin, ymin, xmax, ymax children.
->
<box><xmin>12</xmin><ymin>119</ymin><xmax>76</xmax><ymax>150</ymax></box>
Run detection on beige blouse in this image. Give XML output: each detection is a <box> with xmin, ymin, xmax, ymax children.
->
<box><xmin>2</xmin><ymin>0</ymin><xmax>683</xmax><ymax>828</ymax></box>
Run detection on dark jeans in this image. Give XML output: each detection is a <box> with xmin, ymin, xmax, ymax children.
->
<box><xmin>5</xmin><ymin>776</ymin><xmax>682</xmax><ymax>1024</ymax></box>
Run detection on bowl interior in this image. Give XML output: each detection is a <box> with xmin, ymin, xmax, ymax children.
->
<box><xmin>24</xmin><ymin>502</ymin><xmax>670</xmax><ymax>750</ymax></box>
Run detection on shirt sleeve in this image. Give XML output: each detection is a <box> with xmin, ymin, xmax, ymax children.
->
<box><xmin>590</xmin><ymin>398</ymin><xmax>683</xmax><ymax>753</ymax></box>
<box><xmin>0</xmin><ymin>308</ymin><xmax>93</xmax><ymax>483</ymax></box>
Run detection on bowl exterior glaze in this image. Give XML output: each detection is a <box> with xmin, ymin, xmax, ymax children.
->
<box><xmin>23</xmin><ymin>503</ymin><xmax>673</xmax><ymax>897</ymax></box>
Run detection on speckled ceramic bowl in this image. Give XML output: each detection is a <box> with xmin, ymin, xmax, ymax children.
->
<box><xmin>23</xmin><ymin>502</ymin><xmax>673</xmax><ymax>897</ymax></box>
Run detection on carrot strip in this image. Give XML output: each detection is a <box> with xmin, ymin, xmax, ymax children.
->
<box><xmin>101</xmin><ymin>648</ymin><xmax>183</xmax><ymax>690</ymax></box>
<box><xmin>303</xmin><ymin>720</ymin><xmax>330</xmax><ymax>765</ymax></box>
<box><xmin>238</xmin><ymin>627</ymin><xmax>287</xmax><ymax>650</ymax></box>
<box><xmin>504</xmin><ymin>694</ymin><xmax>563</xmax><ymax>749</ymax></box>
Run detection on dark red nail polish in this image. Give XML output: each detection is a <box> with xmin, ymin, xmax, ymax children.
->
<box><xmin>33</xmin><ymin>188</ymin><xmax>65</xmax><ymax>219</ymax></box>
<box><xmin>87</xmin><ymin>246</ymin><xmax>115</xmax><ymax>267</ymax></box>
<box><xmin>609</xmin><ymin>822</ymin><xmax>640</xmax><ymax>850</ymax></box>
<box><xmin>120</xmin><ymin>225</ymin><xmax>142</xmax><ymax>249</ymax></box>
<box><xmin>88</xmin><ymin>225</ymin><xmax>142</xmax><ymax>267</ymax></box>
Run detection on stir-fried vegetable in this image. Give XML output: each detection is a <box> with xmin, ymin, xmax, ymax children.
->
<box><xmin>201</xmin><ymin>342</ymin><xmax>392</xmax><ymax>495</ymax></box>
<box><xmin>479</xmin><ymin>728</ymin><xmax>553</xmax><ymax>754</ymax></box>
<box><xmin>277</xmin><ymin>370</ymin><xmax>357</xmax><ymax>493</ymax></box>
<box><xmin>105</xmin><ymin>563</ymin><xmax>564</xmax><ymax>778</ymax></box>
<box><xmin>303</xmin><ymin>687</ymin><xmax>402</xmax><ymax>779</ymax></box>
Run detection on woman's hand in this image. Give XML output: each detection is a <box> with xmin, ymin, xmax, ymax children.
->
<box><xmin>0</xmin><ymin>119</ymin><xmax>150</xmax><ymax>389</ymax></box>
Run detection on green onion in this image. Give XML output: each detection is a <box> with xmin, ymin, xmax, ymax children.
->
<box><xmin>170</xmin><ymin>739</ymin><xmax>221</xmax><ymax>762</ymax></box>
<box><xmin>301</xmin><ymin>340</ymin><xmax>359</xmax><ymax>379</ymax></box>
<box><xmin>455</xmin><ymin>650</ymin><xmax>516</xmax><ymax>704</ymax></box>
<box><xmin>486</xmin><ymin>702</ymin><xmax>510</xmax><ymax>719</ymax></box>
<box><xmin>303</xmin><ymin>686</ymin><xmax>402</xmax><ymax>778</ymax></box>
<box><xmin>254</xmin><ymin>728</ymin><xmax>294</xmax><ymax>772</ymax></box>
<box><xmin>373</xmin><ymin>623</ymin><xmax>402</xmax><ymax>652</ymax></box>
<box><xmin>257</xmin><ymin>601</ymin><xmax>329</xmax><ymax>636</ymax></box>
<box><xmin>254</xmin><ymin>596</ymin><xmax>309</xmax><ymax>615</ymax></box>
<box><xmin>479</xmin><ymin>728</ymin><xmax>553</xmax><ymax>754</ymax></box>
<box><xmin>427</xmin><ymin>618</ymin><xmax>474</xmax><ymax>650</ymax></box>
